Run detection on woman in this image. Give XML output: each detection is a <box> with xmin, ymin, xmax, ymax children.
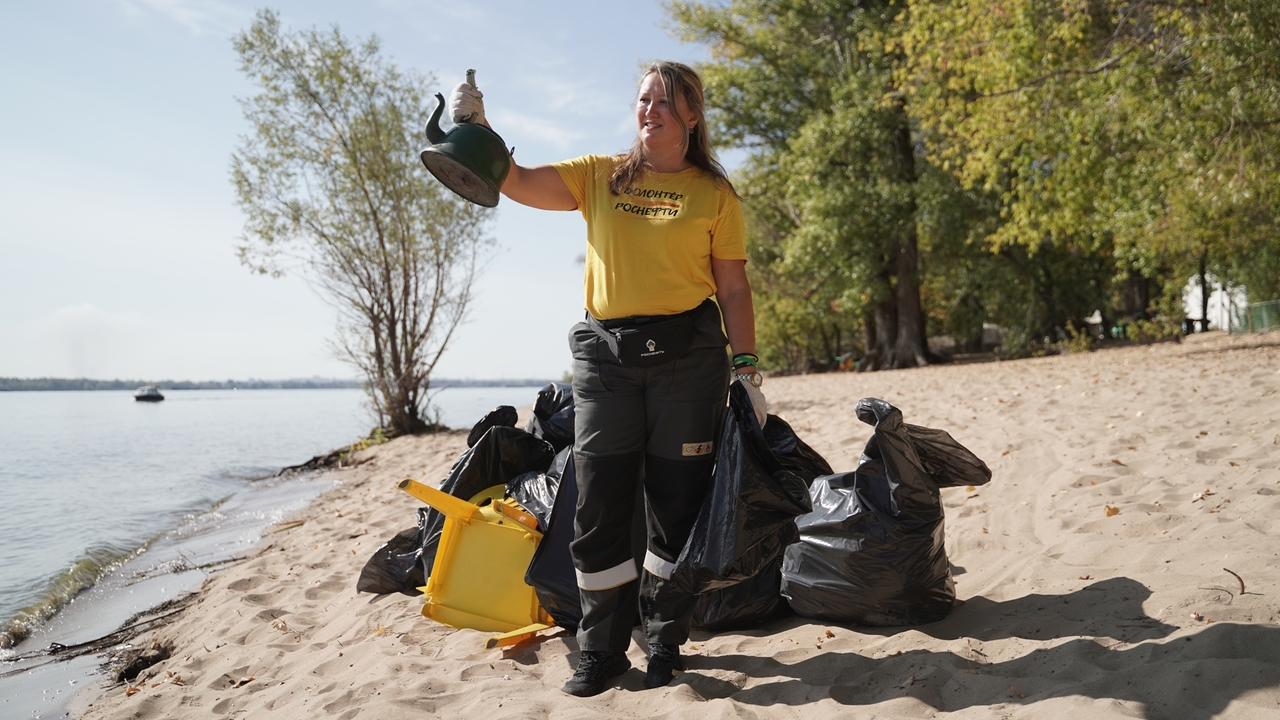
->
<box><xmin>452</xmin><ymin>61</ymin><xmax>765</xmax><ymax>697</ymax></box>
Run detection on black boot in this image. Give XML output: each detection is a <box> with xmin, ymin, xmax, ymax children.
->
<box><xmin>643</xmin><ymin>642</ymin><xmax>684</xmax><ymax>689</ymax></box>
<box><xmin>562</xmin><ymin>650</ymin><xmax>631</xmax><ymax>697</ymax></box>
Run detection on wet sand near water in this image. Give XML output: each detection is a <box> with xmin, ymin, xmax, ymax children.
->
<box><xmin>71</xmin><ymin>332</ymin><xmax>1280</xmax><ymax>719</ymax></box>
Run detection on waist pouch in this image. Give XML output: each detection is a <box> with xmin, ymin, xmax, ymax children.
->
<box><xmin>588</xmin><ymin>300</ymin><xmax>712</xmax><ymax>368</ymax></box>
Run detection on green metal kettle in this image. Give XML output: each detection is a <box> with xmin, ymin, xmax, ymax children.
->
<box><xmin>420</xmin><ymin>70</ymin><xmax>511</xmax><ymax>208</ymax></box>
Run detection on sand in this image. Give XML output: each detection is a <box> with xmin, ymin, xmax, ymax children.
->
<box><xmin>71</xmin><ymin>331</ymin><xmax>1280</xmax><ymax>720</ymax></box>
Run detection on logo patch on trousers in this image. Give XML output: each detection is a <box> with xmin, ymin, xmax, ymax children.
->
<box><xmin>681</xmin><ymin>441</ymin><xmax>714</xmax><ymax>457</ymax></box>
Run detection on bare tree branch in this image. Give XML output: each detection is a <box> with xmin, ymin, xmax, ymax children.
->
<box><xmin>231</xmin><ymin>10</ymin><xmax>493</xmax><ymax>435</ymax></box>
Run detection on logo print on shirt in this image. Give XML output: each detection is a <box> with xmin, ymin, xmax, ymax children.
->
<box><xmin>614</xmin><ymin>187</ymin><xmax>684</xmax><ymax>218</ymax></box>
<box><xmin>682</xmin><ymin>441</ymin><xmax>714</xmax><ymax>457</ymax></box>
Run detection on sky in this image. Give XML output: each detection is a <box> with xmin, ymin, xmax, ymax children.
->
<box><xmin>0</xmin><ymin>0</ymin><xmax>721</xmax><ymax>381</ymax></box>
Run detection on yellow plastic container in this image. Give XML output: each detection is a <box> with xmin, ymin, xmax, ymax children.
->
<box><xmin>398</xmin><ymin>479</ymin><xmax>553</xmax><ymax>648</ymax></box>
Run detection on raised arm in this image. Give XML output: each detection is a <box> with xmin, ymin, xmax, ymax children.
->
<box><xmin>447</xmin><ymin>75</ymin><xmax>577</xmax><ymax>211</ymax></box>
<box><xmin>501</xmin><ymin>162</ymin><xmax>578</xmax><ymax>211</ymax></box>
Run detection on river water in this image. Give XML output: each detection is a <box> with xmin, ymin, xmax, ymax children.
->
<box><xmin>0</xmin><ymin>385</ymin><xmax>543</xmax><ymax>718</ymax></box>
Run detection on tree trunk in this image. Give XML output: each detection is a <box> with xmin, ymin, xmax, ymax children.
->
<box><xmin>961</xmin><ymin>292</ymin><xmax>984</xmax><ymax>352</ymax></box>
<box><xmin>1118</xmin><ymin>270</ymin><xmax>1150</xmax><ymax>320</ymax></box>
<box><xmin>858</xmin><ymin>287</ymin><xmax>898</xmax><ymax>372</ymax></box>
<box><xmin>1198</xmin><ymin>250</ymin><xmax>1209</xmax><ymax>332</ymax></box>
<box><xmin>862</xmin><ymin>307</ymin><xmax>877</xmax><ymax>357</ymax></box>
<box><xmin>892</xmin><ymin>225</ymin><xmax>928</xmax><ymax>368</ymax></box>
<box><xmin>890</xmin><ymin>109</ymin><xmax>928</xmax><ymax>369</ymax></box>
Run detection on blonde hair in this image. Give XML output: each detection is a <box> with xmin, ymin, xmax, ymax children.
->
<box><xmin>608</xmin><ymin>61</ymin><xmax>735</xmax><ymax>196</ymax></box>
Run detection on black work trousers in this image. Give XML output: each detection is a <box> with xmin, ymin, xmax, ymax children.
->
<box><xmin>568</xmin><ymin>303</ymin><xmax>729</xmax><ymax>652</ymax></box>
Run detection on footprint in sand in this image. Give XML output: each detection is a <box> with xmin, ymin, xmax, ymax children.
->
<box><xmin>226</xmin><ymin>577</ymin><xmax>263</xmax><ymax>593</ymax></box>
<box><xmin>321</xmin><ymin>690</ymin><xmax>362</xmax><ymax>719</ymax></box>
<box><xmin>312</xmin><ymin>681</ymin><xmax>339</xmax><ymax>696</ymax></box>
<box><xmin>458</xmin><ymin>661</ymin><xmax>514</xmax><ymax>681</ymax></box>
<box><xmin>254</xmin><ymin>608</ymin><xmax>288</xmax><ymax>622</ymax></box>
<box><xmin>206</xmin><ymin>666</ymin><xmax>253</xmax><ymax>691</ymax></box>
<box><xmin>1071</xmin><ymin>475</ymin><xmax>1111</xmax><ymax>488</ymax></box>
<box><xmin>304</xmin><ymin>578</ymin><xmax>346</xmax><ymax>601</ymax></box>
<box><xmin>1196</xmin><ymin>447</ymin><xmax>1231</xmax><ymax>462</ymax></box>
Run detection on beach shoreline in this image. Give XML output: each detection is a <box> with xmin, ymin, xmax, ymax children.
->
<box><xmin>69</xmin><ymin>333</ymin><xmax>1280</xmax><ymax>719</ymax></box>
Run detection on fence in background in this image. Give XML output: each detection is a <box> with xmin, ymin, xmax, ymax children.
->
<box><xmin>1230</xmin><ymin>299</ymin><xmax>1280</xmax><ymax>334</ymax></box>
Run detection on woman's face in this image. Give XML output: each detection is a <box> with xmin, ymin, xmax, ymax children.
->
<box><xmin>635</xmin><ymin>72</ymin><xmax>698</xmax><ymax>154</ymax></box>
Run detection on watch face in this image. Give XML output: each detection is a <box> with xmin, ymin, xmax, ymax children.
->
<box><xmin>736</xmin><ymin>373</ymin><xmax>762</xmax><ymax>387</ymax></box>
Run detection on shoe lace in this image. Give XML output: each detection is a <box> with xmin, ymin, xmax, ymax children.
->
<box><xmin>575</xmin><ymin>651</ymin><xmax>608</xmax><ymax>676</ymax></box>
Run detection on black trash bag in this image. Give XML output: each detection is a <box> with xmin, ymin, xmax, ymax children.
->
<box><xmin>762</xmin><ymin>414</ymin><xmax>833</xmax><ymax>486</ymax></box>
<box><xmin>524</xmin><ymin>382</ymin><xmax>575</xmax><ymax>453</ymax></box>
<box><xmin>904</xmin><ymin>423</ymin><xmax>992</xmax><ymax>489</ymax></box>
<box><xmin>504</xmin><ymin>461</ymin><xmax>563</xmax><ymax>533</ymax></box>
<box><xmin>691</xmin><ymin>557</ymin><xmax>791</xmax><ymax>632</ymax></box>
<box><xmin>780</xmin><ymin>397</ymin><xmax>991</xmax><ymax>626</ymax></box>
<box><xmin>467</xmin><ymin>405</ymin><xmax>519</xmax><ymax>448</ymax></box>
<box><xmin>418</xmin><ymin>426</ymin><xmax>556</xmax><ymax>579</ymax></box>
<box><xmin>688</xmin><ymin>416</ymin><xmax>829</xmax><ymax>629</ymax></box>
<box><xmin>669</xmin><ymin>382</ymin><xmax>813</xmax><ymax>594</ymax></box>
<box><xmin>356</xmin><ymin>507</ymin><xmax>430</xmax><ymax>595</ymax></box>
<box><xmin>523</xmin><ymin>446</ymin><xmax>582</xmax><ymax>631</ymax></box>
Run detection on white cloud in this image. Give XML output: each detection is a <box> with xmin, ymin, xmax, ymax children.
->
<box><xmin>116</xmin><ymin>0</ymin><xmax>248</xmax><ymax>35</ymax></box>
<box><xmin>487</xmin><ymin>107</ymin><xmax>583</xmax><ymax>153</ymax></box>
<box><xmin>372</xmin><ymin>0</ymin><xmax>487</xmax><ymax>24</ymax></box>
<box><xmin>541</xmin><ymin>75</ymin><xmax>623</xmax><ymax>117</ymax></box>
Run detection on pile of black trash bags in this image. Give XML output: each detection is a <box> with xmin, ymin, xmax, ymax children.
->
<box><xmin>358</xmin><ymin>380</ymin><xmax>992</xmax><ymax>632</ymax></box>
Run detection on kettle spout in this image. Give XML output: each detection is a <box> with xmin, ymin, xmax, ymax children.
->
<box><xmin>425</xmin><ymin>93</ymin><xmax>446</xmax><ymax>144</ymax></box>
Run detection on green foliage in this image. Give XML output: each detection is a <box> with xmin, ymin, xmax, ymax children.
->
<box><xmin>668</xmin><ymin>0</ymin><xmax>1279</xmax><ymax>372</ymax></box>
<box><xmin>1064</xmin><ymin>322</ymin><xmax>1093</xmax><ymax>354</ymax></box>
<box><xmin>1128</xmin><ymin>318</ymin><xmax>1183</xmax><ymax>343</ymax></box>
<box><xmin>231</xmin><ymin>10</ymin><xmax>492</xmax><ymax>435</ymax></box>
<box><xmin>342</xmin><ymin>426</ymin><xmax>389</xmax><ymax>458</ymax></box>
<box><xmin>995</xmin><ymin>325</ymin><xmax>1042</xmax><ymax>360</ymax></box>
<box><xmin>901</xmin><ymin>0</ymin><xmax>1280</xmax><ymax>306</ymax></box>
<box><xmin>670</xmin><ymin>0</ymin><xmax>944</xmax><ymax>372</ymax></box>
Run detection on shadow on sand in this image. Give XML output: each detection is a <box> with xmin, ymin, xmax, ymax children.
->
<box><xmin>684</xmin><ymin>577</ymin><xmax>1278</xmax><ymax>720</ymax></box>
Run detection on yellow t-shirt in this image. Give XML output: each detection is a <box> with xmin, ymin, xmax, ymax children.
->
<box><xmin>552</xmin><ymin>154</ymin><xmax>747</xmax><ymax>320</ymax></box>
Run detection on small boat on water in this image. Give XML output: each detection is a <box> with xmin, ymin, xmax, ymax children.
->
<box><xmin>134</xmin><ymin>385</ymin><xmax>164</xmax><ymax>402</ymax></box>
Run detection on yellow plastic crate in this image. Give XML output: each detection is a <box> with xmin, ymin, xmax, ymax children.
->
<box><xmin>398</xmin><ymin>479</ymin><xmax>554</xmax><ymax>648</ymax></box>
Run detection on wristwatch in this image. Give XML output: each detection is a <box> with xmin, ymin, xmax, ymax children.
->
<box><xmin>735</xmin><ymin>372</ymin><xmax>763</xmax><ymax>388</ymax></box>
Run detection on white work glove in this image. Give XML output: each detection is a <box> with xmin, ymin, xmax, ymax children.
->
<box><xmin>737</xmin><ymin>374</ymin><xmax>768</xmax><ymax>429</ymax></box>
<box><xmin>449</xmin><ymin>73</ymin><xmax>485</xmax><ymax>125</ymax></box>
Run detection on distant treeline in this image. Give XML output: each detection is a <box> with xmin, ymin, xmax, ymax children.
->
<box><xmin>0</xmin><ymin>377</ymin><xmax>554</xmax><ymax>391</ymax></box>
<box><xmin>0</xmin><ymin>377</ymin><xmax>362</xmax><ymax>391</ymax></box>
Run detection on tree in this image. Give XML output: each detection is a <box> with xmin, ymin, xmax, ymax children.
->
<box><xmin>231</xmin><ymin>10</ymin><xmax>492</xmax><ymax>435</ymax></box>
<box><xmin>902</xmin><ymin>0</ymin><xmax>1280</xmax><ymax>317</ymax></box>
<box><xmin>670</xmin><ymin>0</ymin><xmax>997</xmax><ymax>371</ymax></box>
<box><xmin>673</xmin><ymin>1</ymin><xmax>1278</xmax><ymax>369</ymax></box>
